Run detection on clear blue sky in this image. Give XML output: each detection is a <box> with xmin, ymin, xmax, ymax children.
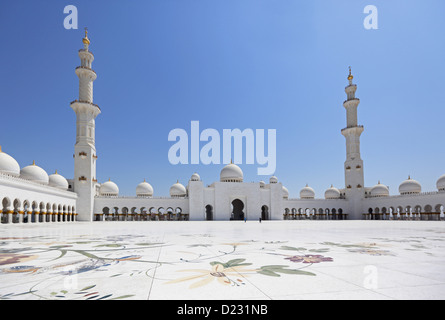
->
<box><xmin>1</xmin><ymin>0</ymin><xmax>444</xmax><ymax>197</ymax></box>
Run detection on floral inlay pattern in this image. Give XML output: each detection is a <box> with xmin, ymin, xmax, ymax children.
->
<box><xmin>0</xmin><ymin>222</ymin><xmax>444</xmax><ymax>299</ymax></box>
<box><xmin>285</xmin><ymin>255</ymin><xmax>333</xmax><ymax>263</ymax></box>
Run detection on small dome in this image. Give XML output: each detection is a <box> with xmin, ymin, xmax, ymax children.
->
<box><xmin>49</xmin><ymin>170</ymin><xmax>69</xmax><ymax>190</ymax></box>
<box><xmin>220</xmin><ymin>163</ymin><xmax>243</xmax><ymax>182</ymax></box>
<box><xmin>300</xmin><ymin>184</ymin><xmax>315</xmax><ymax>199</ymax></box>
<box><xmin>269</xmin><ymin>176</ymin><xmax>278</xmax><ymax>184</ymax></box>
<box><xmin>136</xmin><ymin>179</ymin><xmax>153</xmax><ymax>197</ymax></box>
<box><xmin>190</xmin><ymin>172</ymin><xmax>201</xmax><ymax>181</ymax></box>
<box><xmin>259</xmin><ymin>180</ymin><xmax>265</xmax><ymax>188</ymax></box>
<box><xmin>369</xmin><ymin>181</ymin><xmax>389</xmax><ymax>197</ymax></box>
<box><xmin>399</xmin><ymin>176</ymin><xmax>421</xmax><ymax>195</ymax></box>
<box><xmin>325</xmin><ymin>185</ymin><xmax>340</xmax><ymax>199</ymax></box>
<box><xmin>100</xmin><ymin>179</ymin><xmax>119</xmax><ymax>196</ymax></box>
<box><xmin>282</xmin><ymin>186</ymin><xmax>289</xmax><ymax>199</ymax></box>
<box><xmin>20</xmin><ymin>161</ymin><xmax>49</xmax><ymax>185</ymax></box>
<box><xmin>437</xmin><ymin>174</ymin><xmax>445</xmax><ymax>192</ymax></box>
<box><xmin>170</xmin><ymin>181</ymin><xmax>187</xmax><ymax>197</ymax></box>
<box><xmin>0</xmin><ymin>147</ymin><xmax>20</xmax><ymax>177</ymax></box>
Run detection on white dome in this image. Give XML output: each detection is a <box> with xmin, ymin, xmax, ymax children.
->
<box><xmin>282</xmin><ymin>186</ymin><xmax>289</xmax><ymax>199</ymax></box>
<box><xmin>136</xmin><ymin>180</ymin><xmax>153</xmax><ymax>197</ymax></box>
<box><xmin>437</xmin><ymin>174</ymin><xmax>445</xmax><ymax>192</ymax></box>
<box><xmin>300</xmin><ymin>184</ymin><xmax>315</xmax><ymax>199</ymax></box>
<box><xmin>220</xmin><ymin>163</ymin><xmax>243</xmax><ymax>182</ymax></box>
<box><xmin>259</xmin><ymin>180</ymin><xmax>265</xmax><ymax>188</ymax></box>
<box><xmin>48</xmin><ymin>171</ymin><xmax>69</xmax><ymax>190</ymax></box>
<box><xmin>269</xmin><ymin>176</ymin><xmax>278</xmax><ymax>184</ymax></box>
<box><xmin>399</xmin><ymin>176</ymin><xmax>421</xmax><ymax>195</ymax></box>
<box><xmin>325</xmin><ymin>185</ymin><xmax>340</xmax><ymax>199</ymax></box>
<box><xmin>0</xmin><ymin>147</ymin><xmax>20</xmax><ymax>177</ymax></box>
<box><xmin>170</xmin><ymin>181</ymin><xmax>187</xmax><ymax>197</ymax></box>
<box><xmin>369</xmin><ymin>181</ymin><xmax>389</xmax><ymax>197</ymax></box>
<box><xmin>190</xmin><ymin>172</ymin><xmax>201</xmax><ymax>181</ymax></box>
<box><xmin>100</xmin><ymin>179</ymin><xmax>119</xmax><ymax>196</ymax></box>
<box><xmin>20</xmin><ymin>161</ymin><xmax>49</xmax><ymax>185</ymax></box>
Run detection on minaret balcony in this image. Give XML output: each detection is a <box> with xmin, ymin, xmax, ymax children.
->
<box><xmin>70</xmin><ymin>100</ymin><xmax>101</xmax><ymax>111</ymax></box>
<box><xmin>75</xmin><ymin>66</ymin><xmax>97</xmax><ymax>79</ymax></box>
<box><xmin>341</xmin><ymin>125</ymin><xmax>364</xmax><ymax>136</ymax></box>
<box><xmin>79</xmin><ymin>49</ymin><xmax>94</xmax><ymax>57</ymax></box>
<box><xmin>343</xmin><ymin>98</ymin><xmax>360</xmax><ymax>107</ymax></box>
<box><xmin>344</xmin><ymin>84</ymin><xmax>357</xmax><ymax>90</ymax></box>
<box><xmin>341</xmin><ymin>125</ymin><xmax>364</xmax><ymax>132</ymax></box>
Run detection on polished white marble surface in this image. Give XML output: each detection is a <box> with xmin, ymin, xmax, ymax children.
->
<box><xmin>0</xmin><ymin>221</ymin><xmax>444</xmax><ymax>300</ymax></box>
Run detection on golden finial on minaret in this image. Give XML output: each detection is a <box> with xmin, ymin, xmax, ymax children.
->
<box><xmin>0</xmin><ymin>145</ymin><xmax>2</xmax><ymax>153</ymax></box>
<box><xmin>32</xmin><ymin>160</ymin><xmax>36</xmax><ymax>165</ymax></box>
<box><xmin>82</xmin><ymin>27</ymin><xmax>90</xmax><ymax>46</ymax></box>
<box><xmin>348</xmin><ymin>66</ymin><xmax>353</xmax><ymax>81</ymax></box>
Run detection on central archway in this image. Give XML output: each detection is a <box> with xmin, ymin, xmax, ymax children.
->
<box><xmin>261</xmin><ymin>205</ymin><xmax>269</xmax><ymax>220</ymax></box>
<box><xmin>231</xmin><ymin>199</ymin><xmax>244</xmax><ymax>220</ymax></box>
<box><xmin>205</xmin><ymin>205</ymin><xmax>213</xmax><ymax>221</ymax></box>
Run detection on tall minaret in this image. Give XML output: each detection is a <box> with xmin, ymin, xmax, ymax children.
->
<box><xmin>341</xmin><ymin>67</ymin><xmax>365</xmax><ymax>219</ymax></box>
<box><xmin>71</xmin><ymin>28</ymin><xmax>101</xmax><ymax>221</ymax></box>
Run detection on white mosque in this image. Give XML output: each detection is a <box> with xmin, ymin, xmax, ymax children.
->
<box><xmin>0</xmin><ymin>31</ymin><xmax>444</xmax><ymax>224</ymax></box>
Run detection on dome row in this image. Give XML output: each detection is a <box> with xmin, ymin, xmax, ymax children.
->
<box><xmin>100</xmin><ymin>178</ymin><xmax>182</xmax><ymax>197</ymax></box>
<box><xmin>4</xmin><ymin>147</ymin><xmax>442</xmax><ymax>197</ymax></box>
<box><xmin>0</xmin><ymin>148</ymin><xmax>68</xmax><ymax>190</ymax></box>
<box><xmin>99</xmin><ymin>179</ymin><xmax>188</xmax><ymax>198</ymax></box>
<box><xmin>100</xmin><ymin>174</ymin><xmax>445</xmax><ymax>198</ymax></box>
<box><xmin>99</xmin><ymin>166</ymin><xmax>279</xmax><ymax>198</ymax></box>
<box><xmin>278</xmin><ymin>184</ymin><xmax>339</xmax><ymax>200</ymax></box>
<box><xmin>296</xmin><ymin>175</ymin><xmax>445</xmax><ymax>199</ymax></box>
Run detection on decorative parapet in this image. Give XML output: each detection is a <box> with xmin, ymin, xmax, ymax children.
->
<box><xmin>365</xmin><ymin>190</ymin><xmax>442</xmax><ymax>199</ymax></box>
<box><xmin>95</xmin><ymin>195</ymin><xmax>189</xmax><ymax>200</ymax></box>
<box><xmin>286</xmin><ymin>197</ymin><xmax>347</xmax><ymax>201</ymax></box>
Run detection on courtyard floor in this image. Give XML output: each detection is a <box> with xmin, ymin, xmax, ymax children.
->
<box><xmin>0</xmin><ymin>220</ymin><xmax>444</xmax><ymax>300</ymax></box>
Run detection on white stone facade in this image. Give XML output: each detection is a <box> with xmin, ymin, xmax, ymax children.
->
<box><xmin>0</xmin><ymin>34</ymin><xmax>444</xmax><ymax>225</ymax></box>
<box><xmin>0</xmin><ymin>172</ymin><xmax>77</xmax><ymax>224</ymax></box>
